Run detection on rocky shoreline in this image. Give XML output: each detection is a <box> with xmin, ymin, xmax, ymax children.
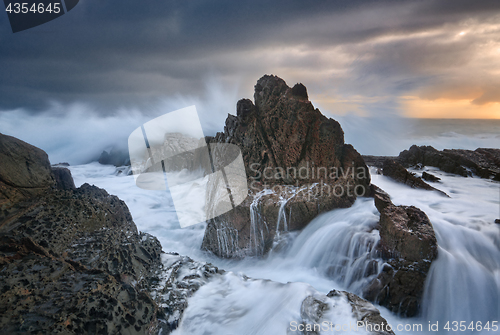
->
<box><xmin>0</xmin><ymin>125</ymin><xmax>394</xmax><ymax>333</ymax></box>
<box><xmin>363</xmin><ymin>145</ymin><xmax>500</xmax><ymax>181</ymax></box>
<box><xmin>2</xmin><ymin>75</ymin><xmax>499</xmax><ymax>333</ymax></box>
<box><xmin>199</xmin><ymin>76</ymin><xmax>445</xmax><ymax>317</ymax></box>
<box><xmin>0</xmin><ymin>132</ymin><xmax>224</xmax><ymax>334</ymax></box>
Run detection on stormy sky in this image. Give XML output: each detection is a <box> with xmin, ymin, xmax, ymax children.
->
<box><xmin>1</xmin><ymin>0</ymin><xmax>500</xmax><ymax>120</ymax></box>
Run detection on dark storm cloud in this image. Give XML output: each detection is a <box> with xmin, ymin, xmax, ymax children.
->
<box><xmin>1</xmin><ymin>0</ymin><xmax>500</xmax><ymax>113</ymax></box>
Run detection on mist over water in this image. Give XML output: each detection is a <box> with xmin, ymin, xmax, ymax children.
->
<box><xmin>0</xmin><ymin>79</ymin><xmax>239</xmax><ymax>165</ymax></box>
<box><xmin>1</xmin><ymin>84</ymin><xmax>499</xmax><ymax>164</ymax></box>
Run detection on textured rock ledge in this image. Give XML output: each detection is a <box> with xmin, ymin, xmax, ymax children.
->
<box><xmin>399</xmin><ymin>145</ymin><xmax>500</xmax><ymax>180</ymax></box>
<box><xmin>364</xmin><ymin>145</ymin><xmax>500</xmax><ymax>180</ymax></box>
<box><xmin>0</xmin><ymin>132</ymin><xmax>223</xmax><ymax>334</ymax></box>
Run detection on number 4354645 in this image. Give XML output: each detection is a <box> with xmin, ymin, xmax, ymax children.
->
<box><xmin>6</xmin><ymin>2</ymin><xmax>61</xmax><ymax>14</ymax></box>
<box><xmin>444</xmin><ymin>321</ymin><xmax>498</xmax><ymax>332</ymax></box>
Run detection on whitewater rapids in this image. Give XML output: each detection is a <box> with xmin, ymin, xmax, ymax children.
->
<box><xmin>68</xmin><ymin>163</ymin><xmax>500</xmax><ymax>334</ymax></box>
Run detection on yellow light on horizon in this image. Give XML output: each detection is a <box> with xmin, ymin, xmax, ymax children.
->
<box><xmin>403</xmin><ymin>96</ymin><xmax>500</xmax><ymax>119</ymax></box>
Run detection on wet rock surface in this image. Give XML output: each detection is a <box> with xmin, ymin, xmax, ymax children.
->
<box><xmin>1</xmin><ymin>132</ymin><xmax>397</xmax><ymax>333</ymax></box>
<box><xmin>364</xmin><ymin>187</ymin><xmax>438</xmax><ymax>317</ymax></box>
<box><xmin>0</xmin><ymin>133</ymin><xmax>55</xmax><ymax>190</ymax></box>
<box><xmin>0</xmin><ymin>133</ymin><xmax>56</xmax><ymax>213</ymax></box>
<box><xmin>421</xmin><ymin>171</ymin><xmax>440</xmax><ymax>182</ymax></box>
<box><xmin>149</xmin><ymin>253</ymin><xmax>223</xmax><ymax>333</ymax></box>
<box><xmin>296</xmin><ymin>290</ymin><xmax>394</xmax><ymax>335</ymax></box>
<box><xmin>381</xmin><ymin>159</ymin><xmax>448</xmax><ymax>197</ymax></box>
<box><xmin>398</xmin><ymin>145</ymin><xmax>500</xmax><ymax>180</ymax></box>
<box><xmin>327</xmin><ymin>290</ymin><xmax>395</xmax><ymax>335</ymax></box>
<box><xmin>202</xmin><ymin>75</ymin><xmax>370</xmax><ymax>258</ymax></box>
<box><xmin>202</xmin><ymin>183</ymin><xmax>356</xmax><ymax>258</ymax></box>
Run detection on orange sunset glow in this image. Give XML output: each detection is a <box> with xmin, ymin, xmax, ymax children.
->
<box><xmin>404</xmin><ymin>97</ymin><xmax>500</xmax><ymax>119</ymax></box>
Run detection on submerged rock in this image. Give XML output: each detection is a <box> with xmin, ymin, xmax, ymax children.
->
<box><xmin>362</xmin><ymin>155</ymin><xmax>397</xmax><ymax>168</ymax></box>
<box><xmin>202</xmin><ymin>75</ymin><xmax>370</xmax><ymax>258</ymax></box>
<box><xmin>381</xmin><ymin>159</ymin><xmax>448</xmax><ymax>197</ymax></box>
<box><xmin>149</xmin><ymin>253</ymin><xmax>223</xmax><ymax>333</ymax></box>
<box><xmin>421</xmin><ymin>171</ymin><xmax>440</xmax><ymax>182</ymax></box>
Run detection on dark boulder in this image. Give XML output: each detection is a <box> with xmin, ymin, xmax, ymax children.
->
<box><xmin>0</xmin><ymin>133</ymin><xmax>56</xmax><ymax>221</ymax></box>
<box><xmin>0</xmin><ymin>133</ymin><xmax>54</xmax><ymax>190</ymax></box>
<box><xmin>398</xmin><ymin>145</ymin><xmax>469</xmax><ymax>176</ymax></box>
<box><xmin>51</xmin><ymin>166</ymin><xmax>76</xmax><ymax>190</ymax></box>
<box><xmin>363</xmin><ymin>193</ymin><xmax>438</xmax><ymax>317</ymax></box>
<box><xmin>98</xmin><ymin>148</ymin><xmax>130</xmax><ymax>167</ymax></box>
<box><xmin>372</xmin><ymin>185</ymin><xmax>392</xmax><ymax>213</ymax></box>
<box><xmin>378</xmin><ymin>205</ymin><xmax>438</xmax><ymax>262</ymax></box>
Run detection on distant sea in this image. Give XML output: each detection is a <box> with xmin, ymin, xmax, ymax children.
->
<box><xmin>407</xmin><ymin>118</ymin><xmax>500</xmax><ymax>138</ymax></box>
<box><xmin>337</xmin><ymin>117</ymin><xmax>500</xmax><ymax>157</ymax></box>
